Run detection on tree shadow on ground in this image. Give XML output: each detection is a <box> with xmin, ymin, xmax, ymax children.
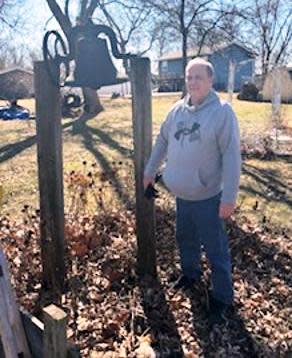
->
<box><xmin>228</xmin><ymin>220</ymin><xmax>291</xmax><ymax>288</ymax></box>
<box><xmin>186</xmin><ymin>289</ymin><xmax>260</xmax><ymax>357</ymax></box>
<box><xmin>280</xmin><ymin>154</ymin><xmax>292</xmax><ymax>164</ymax></box>
<box><xmin>138</xmin><ymin>276</ymin><xmax>184</xmax><ymax>357</ymax></box>
<box><xmin>270</xmin><ymin>153</ymin><xmax>292</xmax><ymax>165</ymax></box>
<box><xmin>0</xmin><ymin>120</ymin><xmax>75</xmax><ymax>164</ymax></box>
<box><xmin>0</xmin><ymin>113</ymin><xmax>135</xmax><ymax>210</ymax></box>
<box><xmin>242</xmin><ymin>162</ymin><xmax>292</xmax><ymax>207</ymax></box>
<box><xmin>72</xmin><ymin>119</ymin><xmax>132</xmax><ymax>158</ymax></box>
<box><xmin>0</xmin><ymin>111</ymin><xmax>132</xmax><ymax>164</ymax></box>
<box><xmin>71</xmin><ymin>115</ymin><xmax>134</xmax><ymax>209</ymax></box>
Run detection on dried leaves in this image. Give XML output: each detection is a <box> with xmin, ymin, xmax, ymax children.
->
<box><xmin>0</xmin><ymin>198</ymin><xmax>291</xmax><ymax>357</ymax></box>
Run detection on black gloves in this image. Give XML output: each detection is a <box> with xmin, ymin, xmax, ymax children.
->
<box><xmin>144</xmin><ymin>174</ymin><xmax>162</xmax><ymax>200</ymax></box>
<box><xmin>144</xmin><ymin>184</ymin><xmax>159</xmax><ymax>199</ymax></box>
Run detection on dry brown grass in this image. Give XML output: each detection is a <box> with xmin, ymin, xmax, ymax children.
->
<box><xmin>0</xmin><ymin>95</ymin><xmax>291</xmax><ymax>229</ymax></box>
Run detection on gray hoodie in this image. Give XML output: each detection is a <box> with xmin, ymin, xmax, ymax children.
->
<box><xmin>144</xmin><ymin>90</ymin><xmax>241</xmax><ymax>203</ymax></box>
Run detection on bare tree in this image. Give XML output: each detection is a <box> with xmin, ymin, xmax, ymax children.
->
<box><xmin>143</xmin><ymin>0</ymin><xmax>230</xmax><ymax>82</ymax></box>
<box><xmin>191</xmin><ymin>4</ymin><xmax>243</xmax><ymax>49</ymax></box>
<box><xmin>92</xmin><ymin>0</ymin><xmax>157</xmax><ymax>74</ymax></box>
<box><xmin>46</xmin><ymin>0</ymin><xmax>104</xmax><ymax>115</ymax></box>
<box><xmin>0</xmin><ymin>0</ymin><xmax>29</xmax><ymax>70</ymax></box>
<box><xmin>240</xmin><ymin>0</ymin><xmax>292</xmax><ymax>76</ymax></box>
<box><xmin>155</xmin><ymin>24</ymin><xmax>178</xmax><ymax>58</ymax></box>
<box><xmin>0</xmin><ymin>0</ymin><xmax>25</xmax><ymax>29</ymax></box>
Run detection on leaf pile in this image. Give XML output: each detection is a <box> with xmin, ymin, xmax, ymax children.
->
<box><xmin>0</xmin><ymin>198</ymin><xmax>291</xmax><ymax>357</ymax></box>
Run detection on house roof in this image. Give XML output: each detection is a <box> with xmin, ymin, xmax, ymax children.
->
<box><xmin>159</xmin><ymin>42</ymin><xmax>256</xmax><ymax>61</ymax></box>
<box><xmin>159</xmin><ymin>46</ymin><xmax>211</xmax><ymax>61</ymax></box>
<box><xmin>0</xmin><ymin>67</ymin><xmax>33</xmax><ymax>76</ymax></box>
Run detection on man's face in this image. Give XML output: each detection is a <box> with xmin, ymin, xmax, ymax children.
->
<box><xmin>185</xmin><ymin>64</ymin><xmax>213</xmax><ymax>104</ymax></box>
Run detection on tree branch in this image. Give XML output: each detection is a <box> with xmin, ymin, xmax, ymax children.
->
<box><xmin>80</xmin><ymin>0</ymin><xmax>89</xmax><ymax>19</ymax></box>
<box><xmin>85</xmin><ymin>0</ymin><xmax>99</xmax><ymax>19</ymax></box>
<box><xmin>46</xmin><ymin>0</ymin><xmax>72</xmax><ymax>38</ymax></box>
<box><xmin>99</xmin><ymin>1</ymin><xmax>124</xmax><ymax>45</ymax></box>
<box><xmin>64</xmin><ymin>0</ymin><xmax>70</xmax><ymax>19</ymax></box>
<box><xmin>185</xmin><ymin>0</ymin><xmax>213</xmax><ymax>30</ymax></box>
<box><xmin>270</xmin><ymin>9</ymin><xmax>292</xmax><ymax>53</ymax></box>
<box><xmin>138</xmin><ymin>32</ymin><xmax>157</xmax><ymax>56</ymax></box>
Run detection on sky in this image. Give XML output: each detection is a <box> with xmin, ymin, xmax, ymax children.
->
<box><xmin>3</xmin><ymin>0</ymin><xmax>158</xmax><ymax>72</ymax></box>
<box><xmin>15</xmin><ymin>1</ymin><xmax>67</xmax><ymax>53</ymax></box>
<box><xmin>1</xmin><ymin>0</ymin><xmax>291</xmax><ymax>72</ymax></box>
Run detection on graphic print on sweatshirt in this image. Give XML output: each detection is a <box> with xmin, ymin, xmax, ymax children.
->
<box><xmin>174</xmin><ymin>121</ymin><xmax>201</xmax><ymax>146</ymax></box>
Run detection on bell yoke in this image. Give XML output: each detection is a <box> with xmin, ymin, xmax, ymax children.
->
<box><xmin>42</xmin><ymin>22</ymin><xmax>134</xmax><ymax>89</ymax></box>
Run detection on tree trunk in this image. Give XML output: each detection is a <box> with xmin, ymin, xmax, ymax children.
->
<box><xmin>47</xmin><ymin>0</ymin><xmax>104</xmax><ymax>117</ymax></box>
<box><xmin>182</xmin><ymin>31</ymin><xmax>188</xmax><ymax>80</ymax></box>
<box><xmin>180</xmin><ymin>0</ymin><xmax>187</xmax><ymax>81</ymax></box>
<box><xmin>82</xmin><ymin>87</ymin><xmax>103</xmax><ymax>115</ymax></box>
<box><xmin>46</xmin><ymin>0</ymin><xmax>72</xmax><ymax>38</ymax></box>
<box><xmin>181</xmin><ymin>30</ymin><xmax>188</xmax><ymax>97</ymax></box>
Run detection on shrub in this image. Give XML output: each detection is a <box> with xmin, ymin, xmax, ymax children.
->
<box><xmin>238</xmin><ymin>82</ymin><xmax>259</xmax><ymax>101</ymax></box>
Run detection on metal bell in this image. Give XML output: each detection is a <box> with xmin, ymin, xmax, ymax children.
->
<box><xmin>66</xmin><ymin>36</ymin><xmax>126</xmax><ymax>89</ymax></box>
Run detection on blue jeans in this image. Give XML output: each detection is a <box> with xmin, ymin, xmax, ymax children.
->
<box><xmin>176</xmin><ymin>193</ymin><xmax>233</xmax><ymax>304</ymax></box>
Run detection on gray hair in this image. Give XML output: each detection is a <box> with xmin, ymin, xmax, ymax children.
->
<box><xmin>185</xmin><ymin>58</ymin><xmax>214</xmax><ymax>78</ymax></box>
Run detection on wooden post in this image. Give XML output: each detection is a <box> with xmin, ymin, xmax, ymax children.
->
<box><xmin>0</xmin><ymin>289</ymin><xmax>18</xmax><ymax>358</ymax></box>
<box><xmin>34</xmin><ymin>61</ymin><xmax>65</xmax><ymax>304</ymax></box>
<box><xmin>0</xmin><ymin>248</ymin><xmax>31</xmax><ymax>357</ymax></box>
<box><xmin>130</xmin><ymin>57</ymin><xmax>156</xmax><ymax>277</ymax></box>
<box><xmin>272</xmin><ymin>67</ymin><xmax>282</xmax><ymax>148</ymax></box>
<box><xmin>228</xmin><ymin>60</ymin><xmax>236</xmax><ymax>104</ymax></box>
<box><xmin>43</xmin><ymin>304</ymin><xmax>67</xmax><ymax>358</ymax></box>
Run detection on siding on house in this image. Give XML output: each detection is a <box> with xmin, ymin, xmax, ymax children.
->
<box><xmin>158</xmin><ymin>43</ymin><xmax>255</xmax><ymax>91</ymax></box>
<box><xmin>209</xmin><ymin>44</ymin><xmax>254</xmax><ymax>91</ymax></box>
<box><xmin>159</xmin><ymin>59</ymin><xmax>185</xmax><ymax>79</ymax></box>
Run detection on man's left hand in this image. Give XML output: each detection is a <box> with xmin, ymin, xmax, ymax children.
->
<box><xmin>219</xmin><ymin>203</ymin><xmax>235</xmax><ymax>219</ymax></box>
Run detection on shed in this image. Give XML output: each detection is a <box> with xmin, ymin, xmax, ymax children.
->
<box><xmin>0</xmin><ymin>68</ymin><xmax>34</xmax><ymax>100</ymax></box>
<box><xmin>262</xmin><ymin>66</ymin><xmax>292</xmax><ymax>103</ymax></box>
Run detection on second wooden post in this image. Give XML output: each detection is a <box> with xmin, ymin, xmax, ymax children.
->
<box><xmin>34</xmin><ymin>61</ymin><xmax>65</xmax><ymax>304</ymax></box>
<box><xmin>130</xmin><ymin>57</ymin><xmax>156</xmax><ymax>277</ymax></box>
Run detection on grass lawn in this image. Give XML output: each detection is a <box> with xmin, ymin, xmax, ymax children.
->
<box><xmin>0</xmin><ymin>94</ymin><xmax>291</xmax><ymax>230</ymax></box>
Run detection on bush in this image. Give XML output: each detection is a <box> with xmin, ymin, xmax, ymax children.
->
<box><xmin>158</xmin><ymin>84</ymin><xmax>172</xmax><ymax>92</ymax></box>
<box><xmin>111</xmin><ymin>92</ymin><xmax>120</xmax><ymax>99</ymax></box>
<box><xmin>238</xmin><ymin>82</ymin><xmax>259</xmax><ymax>101</ymax></box>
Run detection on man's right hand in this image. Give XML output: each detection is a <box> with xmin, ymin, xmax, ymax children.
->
<box><xmin>143</xmin><ymin>175</ymin><xmax>154</xmax><ymax>190</ymax></box>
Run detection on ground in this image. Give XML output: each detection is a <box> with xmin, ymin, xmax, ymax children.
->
<box><xmin>0</xmin><ymin>94</ymin><xmax>291</xmax><ymax>357</ymax></box>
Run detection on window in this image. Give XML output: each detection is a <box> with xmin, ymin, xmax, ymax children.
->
<box><xmin>161</xmin><ymin>60</ymin><xmax>168</xmax><ymax>73</ymax></box>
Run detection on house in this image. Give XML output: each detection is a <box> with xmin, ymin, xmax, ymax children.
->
<box><xmin>158</xmin><ymin>42</ymin><xmax>256</xmax><ymax>91</ymax></box>
<box><xmin>0</xmin><ymin>68</ymin><xmax>34</xmax><ymax>100</ymax></box>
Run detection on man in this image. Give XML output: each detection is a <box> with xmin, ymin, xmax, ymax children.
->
<box><xmin>143</xmin><ymin>58</ymin><xmax>241</xmax><ymax>325</ymax></box>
